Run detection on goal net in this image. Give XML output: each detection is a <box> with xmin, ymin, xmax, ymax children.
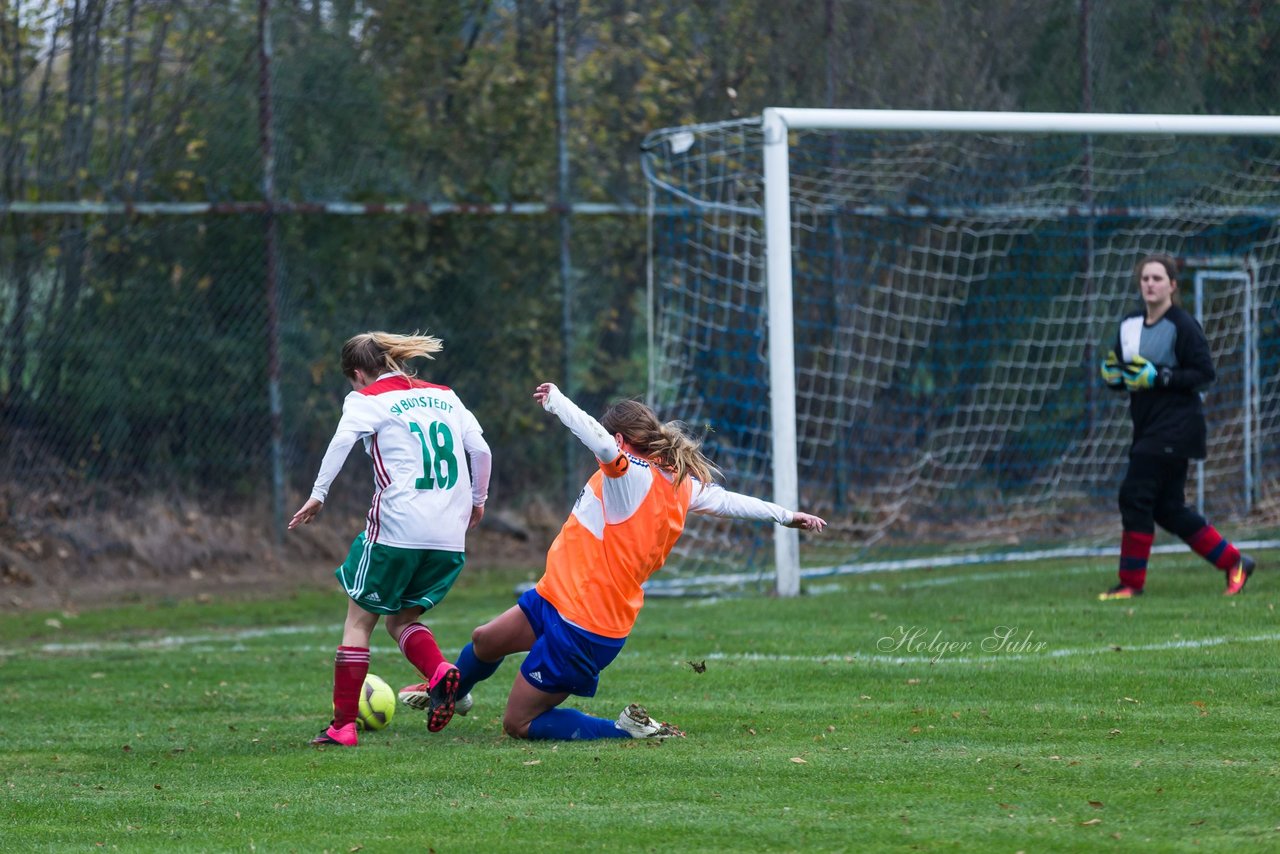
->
<box><xmin>641</xmin><ymin>110</ymin><xmax>1280</xmax><ymax>595</ymax></box>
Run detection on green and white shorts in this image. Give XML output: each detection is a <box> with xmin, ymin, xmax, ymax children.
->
<box><xmin>336</xmin><ymin>532</ymin><xmax>465</xmax><ymax>615</ymax></box>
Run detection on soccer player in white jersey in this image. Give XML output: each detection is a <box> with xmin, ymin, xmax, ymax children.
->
<box><xmin>289</xmin><ymin>331</ymin><xmax>491</xmax><ymax>746</ymax></box>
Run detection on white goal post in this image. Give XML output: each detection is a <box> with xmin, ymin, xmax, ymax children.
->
<box><xmin>643</xmin><ymin>108</ymin><xmax>1280</xmax><ymax>597</ymax></box>
<box><xmin>762</xmin><ymin>109</ymin><xmax>1280</xmax><ymax>596</ymax></box>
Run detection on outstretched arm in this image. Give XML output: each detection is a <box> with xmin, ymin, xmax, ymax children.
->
<box><xmin>786</xmin><ymin>512</ymin><xmax>827</xmax><ymax>532</ymax></box>
<box><xmin>689</xmin><ymin>479</ymin><xmax>826</xmax><ymax>531</ymax></box>
<box><xmin>533</xmin><ymin>382</ymin><xmax>620</xmax><ymax>463</ymax></box>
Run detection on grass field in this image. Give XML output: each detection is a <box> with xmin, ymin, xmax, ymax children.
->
<box><xmin>2</xmin><ymin>552</ymin><xmax>1277</xmax><ymax>852</ymax></box>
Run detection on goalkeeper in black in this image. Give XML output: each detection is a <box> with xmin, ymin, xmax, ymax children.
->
<box><xmin>1097</xmin><ymin>254</ymin><xmax>1255</xmax><ymax>600</ymax></box>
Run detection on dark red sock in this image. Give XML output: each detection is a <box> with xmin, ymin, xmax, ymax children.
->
<box><xmin>1185</xmin><ymin>525</ymin><xmax>1240</xmax><ymax>571</ymax></box>
<box><xmin>332</xmin><ymin>646</ymin><xmax>369</xmax><ymax>728</ymax></box>
<box><xmin>1119</xmin><ymin>530</ymin><xmax>1154</xmax><ymax>590</ymax></box>
<box><xmin>397</xmin><ymin>623</ymin><xmax>446</xmax><ymax>681</ymax></box>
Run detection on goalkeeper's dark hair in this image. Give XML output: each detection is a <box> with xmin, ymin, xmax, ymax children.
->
<box><xmin>341</xmin><ymin>331</ymin><xmax>442</xmax><ymax>380</ymax></box>
<box><xmin>602</xmin><ymin>399</ymin><xmax>721</xmax><ymax>486</ymax></box>
<box><xmin>1135</xmin><ymin>254</ymin><xmax>1180</xmax><ymax>283</ymax></box>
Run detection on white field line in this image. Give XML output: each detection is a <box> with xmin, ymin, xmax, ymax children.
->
<box><xmin>678</xmin><ymin>564</ymin><xmax>1101</xmax><ymax>606</ymax></box>
<box><xmin>696</xmin><ymin>631</ymin><xmax>1280</xmax><ymax>666</ymax></box>
<box><xmin>2</xmin><ymin>615</ymin><xmax>482</xmax><ymax>659</ymax></box>
<box><xmin>876</xmin><ymin>563</ymin><xmax>1101</xmax><ymax>590</ymax></box>
<box><xmin>7</xmin><ymin>620</ymin><xmax>1278</xmax><ymax>669</ymax></box>
<box><xmin>2</xmin><ymin>555</ymin><xmax>1272</xmax><ymax>663</ymax></box>
<box><xmin>680</xmin><ymin>563</ymin><xmax>1100</xmax><ymax>604</ymax></box>
<box><xmin>0</xmin><ymin>624</ymin><xmax>338</xmax><ymax>658</ymax></box>
<box><xmin>650</xmin><ymin>538</ymin><xmax>1280</xmax><ymax>592</ymax></box>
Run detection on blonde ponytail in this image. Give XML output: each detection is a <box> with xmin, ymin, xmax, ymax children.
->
<box><xmin>655</xmin><ymin>421</ymin><xmax>720</xmax><ymax>486</ymax></box>
<box><xmin>341</xmin><ymin>331</ymin><xmax>443</xmax><ymax>379</ymax></box>
<box><xmin>601</xmin><ymin>398</ymin><xmax>720</xmax><ymax>486</ymax></box>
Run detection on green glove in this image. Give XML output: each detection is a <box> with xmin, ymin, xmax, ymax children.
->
<box><xmin>1100</xmin><ymin>350</ymin><xmax>1124</xmax><ymax>389</ymax></box>
<box><xmin>1123</xmin><ymin>355</ymin><xmax>1159</xmax><ymax>391</ymax></box>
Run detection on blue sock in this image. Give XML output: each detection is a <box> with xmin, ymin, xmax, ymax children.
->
<box><xmin>455</xmin><ymin>642</ymin><xmax>503</xmax><ymax>696</ymax></box>
<box><xmin>527</xmin><ymin>707</ymin><xmax>629</xmax><ymax>740</ymax></box>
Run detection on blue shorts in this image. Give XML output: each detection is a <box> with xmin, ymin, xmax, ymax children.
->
<box><xmin>517</xmin><ymin>588</ymin><xmax>625</xmax><ymax>697</ymax></box>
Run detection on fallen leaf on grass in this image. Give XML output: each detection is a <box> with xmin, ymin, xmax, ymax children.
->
<box><xmin>1088</xmin><ymin>801</ymin><xmax>1104</xmax><ymax>809</ymax></box>
<box><xmin>522</xmin><ymin>760</ymin><xmax>541</xmax><ymax>766</ymax></box>
<box><xmin>790</xmin><ymin>757</ymin><xmax>807</xmax><ymax>764</ymax></box>
<box><xmin>1079</xmin><ymin>818</ymin><xmax>1102</xmax><ymax>826</ymax></box>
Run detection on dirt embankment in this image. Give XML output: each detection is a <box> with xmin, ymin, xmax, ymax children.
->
<box><xmin>0</xmin><ymin>487</ymin><xmax>551</xmax><ymax>612</ymax></box>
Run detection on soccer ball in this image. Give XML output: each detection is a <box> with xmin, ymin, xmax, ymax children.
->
<box><xmin>356</xmin><ymin>674</ymin><xmax>397</xmax><ymax>731</ymax></box>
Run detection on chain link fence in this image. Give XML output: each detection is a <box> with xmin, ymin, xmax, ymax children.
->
<box><xmin>7</xmin><ymin>2</ymin><xmax>1280</xmax><ymax>598</ymax></box>
<box><xmin>1</xmin><ymin>3</ymin><xmax>644</xmax><ymax>577</ymax></box>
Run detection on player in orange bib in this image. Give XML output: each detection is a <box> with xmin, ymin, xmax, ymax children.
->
<box><xmin>401</xmin><ymin>381</ymin><xmax>825</xmax><ymax>740</ymax></box>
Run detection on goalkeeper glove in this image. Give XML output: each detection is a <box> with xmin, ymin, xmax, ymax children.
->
<box><xmin>1100</xmin><ymin>350</ymin><xmax>1124</xmax><ymax>389</ymax></box>
<box><xmin>1123</xmin><ymin>355</ymin><xmax>1171</xmax><ymax>391</ymax></box>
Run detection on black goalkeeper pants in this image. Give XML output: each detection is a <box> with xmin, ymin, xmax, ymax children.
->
<box><xmin>1118</xmin><ymin>452</ymin><xmax>1207</xmax><ymax>538</ymax></box>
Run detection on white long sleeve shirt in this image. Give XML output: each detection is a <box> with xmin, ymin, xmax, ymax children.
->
<box><xmin>310</xmin><ymin>372</ymin><xmax>491</xmax><ymax>550</ymax></box>
<box><xmin>541</xmin><ymin>384</ymin><xmax>793</xmax><ymax>529</ymax></box>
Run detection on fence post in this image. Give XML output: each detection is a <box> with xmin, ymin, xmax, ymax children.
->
<box><xmin>258</xmin><ymin>0</ymin><xmax>285</xmax><ymax>542</ymax></box>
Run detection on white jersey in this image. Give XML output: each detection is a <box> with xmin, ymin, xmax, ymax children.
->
<box><xmin>309</xmin><ymin>372</ymin><xmax>492</xmax><ymax>551</ymax></box>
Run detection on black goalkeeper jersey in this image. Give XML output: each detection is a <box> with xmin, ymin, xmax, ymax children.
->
<box><xmin>1108</xmin><ymin>304</ymin><xmax>1215</xmax><ymax>460</ymax></box>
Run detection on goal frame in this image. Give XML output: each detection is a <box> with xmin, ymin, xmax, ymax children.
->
<box><xmin>762</xmin><ymin>108</ymin><xmax>1280</xmax><ymax>596</ymax></box>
